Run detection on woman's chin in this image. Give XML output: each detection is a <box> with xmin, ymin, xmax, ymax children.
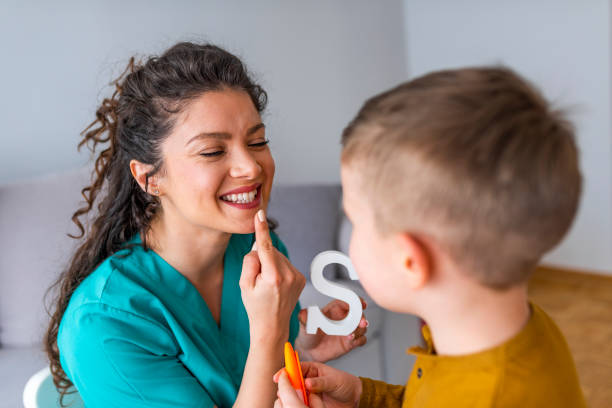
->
<box><xmin>226</xmin><ymin>219</ymin><xmax>257</xmax><ymax>235</ymax></box>
<box><xmin>217</xmin><ymin>203</ymin><xmax>267</xmax><ymax>235</ymax></box>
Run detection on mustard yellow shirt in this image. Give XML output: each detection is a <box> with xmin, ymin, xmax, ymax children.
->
<box><xmin>359</xmin><ymin>303</ymin><xmax>586</xmax><ymax>408</ymax></box>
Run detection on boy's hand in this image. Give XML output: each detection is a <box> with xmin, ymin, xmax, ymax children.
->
<box><xmin>295</xmin><ymin>299</ymin><xmax>368</xmax><ymax>363</ymax></box>
<box><xmin>273</xmin><ymin>362</ymin><xmax>362</xmax><ymax>408</ymax></box>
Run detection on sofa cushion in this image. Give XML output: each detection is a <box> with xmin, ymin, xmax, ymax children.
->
<box><xmin>0</xmin><ymin>176</ymin><xmax>343</xmax><ymax>345</ymax></box>
<box><xmin>0</xmin><ymin>168</ymin><xmax>90</xmax><ymax>347</ymax></box>
<box><xmin>267</xmin><ymin>184</ymin><xmax>343</xmax><ymax>280</ymax></box>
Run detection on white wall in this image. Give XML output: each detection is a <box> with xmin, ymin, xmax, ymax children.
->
<box><xmin>403</xmin><ymin>0</ymin><xmax>612</xmax><ymax>275</ymax></box>
<box><xmin>2</xmin><ymin>1</ymin><xmax>610</xmax><ymax>275</ymax></box>
<box><xmin>0</xmin><ymin>0</ymin><xmax>407</xmax><ymax>185</ymax></box>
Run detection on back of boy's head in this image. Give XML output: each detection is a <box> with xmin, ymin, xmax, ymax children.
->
<box><xmin>341</xmin><ymin>66</ymin><xmax>581</xmax><ymax>289</ymax></box>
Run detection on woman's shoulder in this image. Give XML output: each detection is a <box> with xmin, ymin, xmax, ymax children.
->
<box><xmin>61</xmin><ymin>242</ymin><xmax>164</xmax><ymax>330</ymax></box>
<box><xmin>58</xmin><ymin>248</ymin><xmax>176</xmax><ymax>359</ymax></box>
<box><xmin>69</xmin><ymin>240</ymin><xmax>149</xmax><ymax>299</ymax></box>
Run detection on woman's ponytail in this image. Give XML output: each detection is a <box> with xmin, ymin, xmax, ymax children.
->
<box><xmin>70</xmin><ymin>58</ymin><xmax>136</xmax><ymax>238</ymax></box>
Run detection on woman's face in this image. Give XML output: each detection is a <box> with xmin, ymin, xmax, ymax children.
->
<box><xmin>156</xmin><ymin>88</ymin><xmax>274</xmax><ymax>234</ymax></box>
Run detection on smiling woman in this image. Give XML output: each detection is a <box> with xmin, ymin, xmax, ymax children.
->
<box><xmin>131</xmin><ymin>89</ymin><xmax>276</xmax><ymax>237</ymax></box>
<box><xmin>43</xmin><ymin>42</ymin><xmax>368</xmax><ymax>408</ymax></box>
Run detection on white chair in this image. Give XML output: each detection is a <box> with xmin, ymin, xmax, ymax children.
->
<box><xmin>23</xmin><ymin>367</ymin><xmax>84</xmax><ymax>408</ymax></box>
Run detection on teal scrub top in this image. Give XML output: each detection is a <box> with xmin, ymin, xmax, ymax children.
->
<box><xmin>57</xmin><ymin>232</ymin><xmax>301</xmax><ymax>408</ymax></box>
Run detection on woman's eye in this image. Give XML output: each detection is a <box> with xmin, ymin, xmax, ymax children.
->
<box><xmin>248</xmin><ymin>140</ymin><xmax>270</xmax><ymax>148</ymax></box>
<box><xmin>200</xmin><ymin>151</ymin><xmax>224</xmax><ymax>157</ymax></box>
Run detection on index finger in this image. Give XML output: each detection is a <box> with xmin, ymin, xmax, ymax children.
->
<box><xmin>253</xmin><ymin>209</ymin><xmax>276</xmax><ymax>268</ymax></box>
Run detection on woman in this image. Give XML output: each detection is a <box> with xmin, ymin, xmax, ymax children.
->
<box><xmin>44</xmin><ymin>42</ymin><xmax>367</xmax><ymax>408</ymax></box>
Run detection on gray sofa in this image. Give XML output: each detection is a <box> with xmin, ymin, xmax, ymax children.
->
<box><xmin>0</xmin><ymin>167</ymin><xmax>420</xmax><ymax>408</ymax></box>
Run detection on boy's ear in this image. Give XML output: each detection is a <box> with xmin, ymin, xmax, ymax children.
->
<box><xmin>129</xmin><ymin>159</ymin><xmax>158</xmax><ymax>195</ymax></box>
<box><xmin>395</xmin><ymin>232</ymin><xmax>431</xmax><ymax>290</ymax></box>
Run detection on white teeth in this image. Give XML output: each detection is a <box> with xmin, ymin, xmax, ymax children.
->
<box><xmin>221</xmin><ymin>188</ymin><xmax>258</xmax><ymax>204</ymax></box>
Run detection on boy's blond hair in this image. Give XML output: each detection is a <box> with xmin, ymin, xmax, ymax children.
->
<box><xmin>341</xmin><ymin>67</ymin><xmax>581</xmax><ymax>289</ymax></box>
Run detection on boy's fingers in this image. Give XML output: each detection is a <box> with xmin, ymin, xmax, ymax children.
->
<box><xmin>351</xmin><ymin>335</ymin><xmax>367</xmax><ymax>348</ymax></box>
<box><xmin>323</xmin><ymin>298</ymin><xmax>366</xmax><ymax>316</ymax></box>
<box><xmin>322</xmin><ymin>299</ymin><xmax>347</xmax><ymax>315</ymax></box>
<box><xmin>308</xmin><ymin>393</ymin><xmax>325</xmax><ymax>408</ymax></box>
<box><xmin>351</xmin><ymin>318</ymin><xmax>368</xmax><ymax>338</ymax></box>
<box><xmin>298</xmin><ymin>308</ymin><xmax>308</xmax><ymax>326</ymax></box>
<box><xmin>304</xmin><ymin>376</ymin><xmax>332</xmax><ymax>393</ymax></box>
<box><xmin>300</xmin><ymin>361</ymin><xmax>321</xmax><ymax>379</ymax></box>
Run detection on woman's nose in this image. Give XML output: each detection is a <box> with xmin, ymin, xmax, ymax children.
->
<box><xmin>228</xmin><ymin>148</ymin><xmax>262</xmax><ymax>179</ymax></box>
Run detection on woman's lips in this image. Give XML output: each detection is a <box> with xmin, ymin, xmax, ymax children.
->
<box><xmin>220</xmin><ymin>183</ymin><xmax>261</xmax><ymax>196</ymax></box>
<box><xmin>220</xmin><ymin>185</ymin><xmax>262</xmax><ymax>210</ymax></box>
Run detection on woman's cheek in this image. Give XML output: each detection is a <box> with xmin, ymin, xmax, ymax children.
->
<box><xmin>262</xmin><ymin>154</ymin><xmax>275</xmax><ymax>205</ymax></box>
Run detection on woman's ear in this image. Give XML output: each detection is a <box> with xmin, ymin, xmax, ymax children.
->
<box><xmin>395</xmin><ymin>232</ymin><xmax>431</xmax><ymax>290</ymax></box>
<box><xmin>129</xmin><ymin>159</ymin><xmax>159</xmax><ymax>195</ymax></box>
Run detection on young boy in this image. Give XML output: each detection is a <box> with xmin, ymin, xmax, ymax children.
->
<box><xmin>274</xmin><ymin>66</ymin><xmax>587</xmax><ymax>407</ymax></box>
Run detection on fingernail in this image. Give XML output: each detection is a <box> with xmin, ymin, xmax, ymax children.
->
<box><xmin>296</xmin><ymin>389</ymin><xmax>304</xmax><ymax>401</ymax></box>
<box><xmin>257</xmin><ymin>209</ymin><xmax>265</xmax><ymax>222</ymax></box>
<box><xmin>365</xmin><ymin>319</ymin><xmax>370</xmax><ymax>327</ymax></box>
<box><xmin>347</xmin><ymin>333</ymin><xmax>354</xmax><ymax>339</ymax></box>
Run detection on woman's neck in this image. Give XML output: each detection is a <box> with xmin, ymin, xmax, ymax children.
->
<box><xmin>146</xmin><ymin>210</ymin><xmax>232</xmax><ymax>288</ymax></box>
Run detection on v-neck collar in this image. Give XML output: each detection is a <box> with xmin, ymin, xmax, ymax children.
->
<box><xmin>127</xmin><ymin>233</ymin><xmax>251</xmax><ymax>342</ymax></box>
<box><xmin>219</xmin><ymin>234</ymin><xmax>253</xmax><ymax>346</ymax></box>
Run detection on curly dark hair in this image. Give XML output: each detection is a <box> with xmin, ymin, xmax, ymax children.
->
<box><xmin>44</xmin><ymin>42</ymin><xmax>268</xmax><ymax>404</ymax></box>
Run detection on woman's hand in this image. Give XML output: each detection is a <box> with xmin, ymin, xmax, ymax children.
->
<box><xmin>273</xmin><ymin>362</ymin><xmax>362</xmax><ymax>408</ymax></box>
<box><xmin>273</xmin><ymin>370</ymin><xmax>315</xmax><ymax>408</ymax></box>
<box><xmin>240</xmin><ymin>209</ymin><xmax>306</xmax><ymax>346</ymax></box>
<box><xmin>295</xmin><ymin>299</ymin><xmax>368</xmax><ymax>363</ymax></box>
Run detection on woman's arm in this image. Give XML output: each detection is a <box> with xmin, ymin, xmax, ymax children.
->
<box><xmin>234</xmin><ymin>211</ymin><xmax>305</xmax><ymax>407</ymax></box>
<box><xmin>233</xmin><ymin>337</ymin><xmax>286</xmax><ymax>407</ymax></box>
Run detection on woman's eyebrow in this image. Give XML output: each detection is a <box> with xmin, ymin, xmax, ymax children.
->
<box><xmin>247</xmin><ymin>122</ymin><xmax>266</xmax><ymax>135</ymax></box>
<box><xmin>185</xmin><ymin>123</ymin><xmax>265</xmax><ymax>146</ymax></box>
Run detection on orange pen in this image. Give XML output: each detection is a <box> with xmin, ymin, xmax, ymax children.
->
<box><xmin>284</xmin><ymin>342</ymin><xmax>309</xmax><ymax>405</ymax></box>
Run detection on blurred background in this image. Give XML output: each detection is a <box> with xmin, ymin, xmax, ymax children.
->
<box><xmin>0</xmin><ymin>1</ymin><xmax>611</xmax><ymax>407</ymax></box>
<box><xmin>1</xmin><ymin>0</ymin><xmax>610</xmax><ymax>275</ymax></box>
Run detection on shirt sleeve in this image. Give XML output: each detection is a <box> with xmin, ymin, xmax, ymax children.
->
<box><xmin>63</xmin><ymin>303</ymin><xmax>217</xmax><ymax>408</ymax></box>
<box><xmin>358</xmin><ymin>377</ymin><xmax>405</xmax><ymax>408</ymax></box>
